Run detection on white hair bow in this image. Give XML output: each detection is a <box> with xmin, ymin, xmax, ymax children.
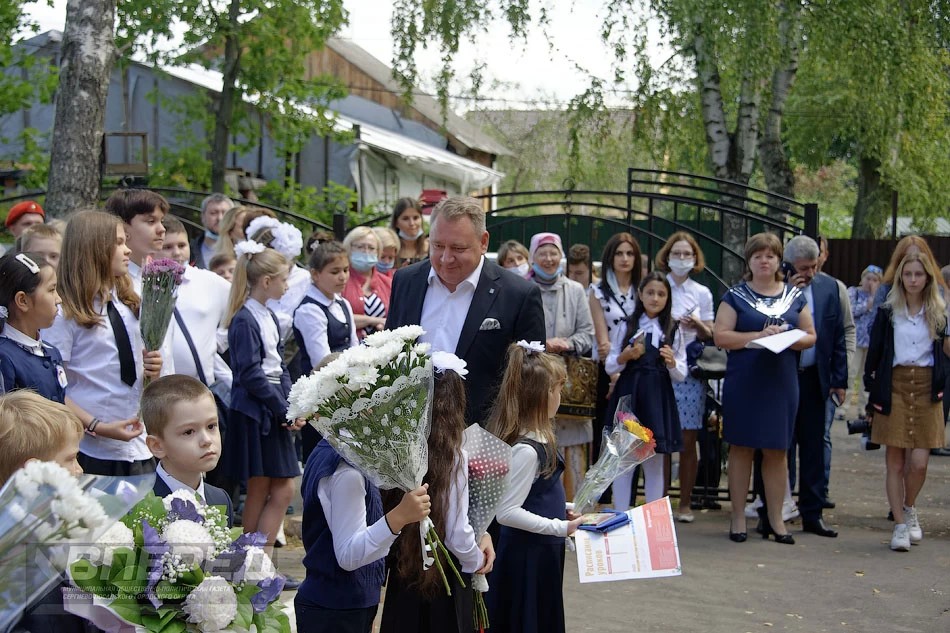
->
<box><xmin>234</xmin><ymin>240</ymin><xmax>266</xmax><ymax>258</ymax></box>
<box><xmin>516</xmin><ymin>340</ymin><xmax>545</xmax><ymax>355</ymax></box>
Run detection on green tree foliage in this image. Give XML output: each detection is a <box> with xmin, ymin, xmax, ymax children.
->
<box><xmin>117</xmin><ymin>0</ymin><xmax>350</xmax><ymax>192</ymax></box>
<box><xmin>0</xmin><ymin>1</ymin><xmax>58</xmax><ymax>118</ymax></box>
<box><xmin>786</xmin><ymin>0</ymin><xmax>950</xmax><ymax>237</ymax></box>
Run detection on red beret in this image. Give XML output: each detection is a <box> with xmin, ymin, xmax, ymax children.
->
<box><xmin>5</xmin><ymin>201</ymin><xmax>45</xmax><ymax>228</ymax></box>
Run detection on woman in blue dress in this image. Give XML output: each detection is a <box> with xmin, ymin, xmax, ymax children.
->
<box><xmin>714</xmin><ymin>233</ymin><xmax>816</xmax><ymax>544</ymax></box>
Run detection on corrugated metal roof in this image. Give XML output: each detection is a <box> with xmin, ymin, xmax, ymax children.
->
<box><xmin>326</xmin><ymin>37</ymin><xmax>511</xmax><ymax>157</ymax></box>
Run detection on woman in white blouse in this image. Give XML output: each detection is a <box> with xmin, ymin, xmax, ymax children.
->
<box><xmin>864</xmin><ymin>251</ymin><xmax>950</xmax><ymax>552</ymax></box>
<box><xmin>654</xmin><ymin>232</ymin><xmax>715</xmax><ymax>522</ymax></box>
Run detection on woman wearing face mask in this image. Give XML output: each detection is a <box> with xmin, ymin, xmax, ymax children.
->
<box><xmin>655</xmin><ymin>232</ymin><xmax>715</xmax><ymax>523</ymax></box>
<box><xmin>341</xmin><ymin>227</ymin><xmax>392</xmax><ymax>339</ymax></box>
<box><xmin>498</xmin><ymin>240</ymin><xmax>531</xmax><ymax>278</ymax></box>
<box><xmin>390</xmin><ymin>198</ymin><xmax>428</xmax><ymax>269</ymax></box>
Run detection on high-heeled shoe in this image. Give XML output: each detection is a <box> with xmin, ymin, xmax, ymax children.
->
<box><xmin>729</xmin><ymin>531</ymin><xmax>748</xmax><ymax>543</ymax></box>
<box><xmin>759</xmin><ymin>516</ymin><xmax>795</xmax><ymax>544</ymax></box>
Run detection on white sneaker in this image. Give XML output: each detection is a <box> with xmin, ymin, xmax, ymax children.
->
<box><xmin>744</xmin><ymin>498</ymin><xmax>763</xmax><ymax>518</ymax></box>
<box><xmin>890</xmin><ymin>524</ymin><xmax>911</xmax><ymax>551</ymax></box>
<box><xmin>904</xmin><ymin>506</ymin><xmax>922</xmax><ymax>543</ymax></box>
<box><xmin>782</xmin><ymin>500</ymin><xmax>800</xmax><ymax>522</ymax></box>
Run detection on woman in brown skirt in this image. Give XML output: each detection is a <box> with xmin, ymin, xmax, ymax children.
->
<box><xmin>864</xmin><ymin>251</ymin><xmax>950</xmax><ymax>551</ymax></box>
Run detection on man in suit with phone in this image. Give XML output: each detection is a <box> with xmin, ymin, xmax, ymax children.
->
<box><xmin>784</xmin><ymin>235</ymin><xmax>849</xmax><ymax>538</ymax></box>
<box><xmin>385</xmin><ymin>196</ymin><xmax>545</xmax><ymax>426</ymax></box>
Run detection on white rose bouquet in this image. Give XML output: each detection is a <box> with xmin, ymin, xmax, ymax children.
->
<box><xmin>67</xmin><ymin>490</ymin><xmax>289</xmax><ymax>633</ymax></box>
<box><xmin>287</xmin><ymin>325</ymin><xmax>464</xmax><ymax>595</ymax></box>
<box><xmin>0</xmin><ymin>462</ymin><xmax>152</xmax><ymax>633</ymax></box>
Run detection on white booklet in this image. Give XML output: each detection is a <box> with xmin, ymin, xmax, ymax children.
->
<box><xmin>745</xmin><ymin>328</ymin><xmax>807</xmax><ymax>353</ymax></box>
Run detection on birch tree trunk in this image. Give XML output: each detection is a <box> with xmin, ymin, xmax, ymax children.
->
<box><xmin>692</xmin><ymin>17</ymin><xmax>762</xmax><ymax>284</ymax></box>
<box><xmin>45</xmin><ymin>0</ymin><xmax>117</xmax><ymax>218</ymax></box>
<box><xmin>758</xmin><ymin>0</ymin><xmax>802</xmax><ymax>218</ymax></box>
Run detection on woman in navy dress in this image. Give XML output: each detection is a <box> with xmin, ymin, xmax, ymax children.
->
<box><xmin>714</xmin><ymin>233</ymin><xmax>816</xmax><ymax>544</ymax></box>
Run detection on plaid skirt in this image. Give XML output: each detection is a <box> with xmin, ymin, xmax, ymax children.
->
<box><xmin>871</xmin><ymin>366</ymin><xmax>944</xmax><ymax>449</ymax></box>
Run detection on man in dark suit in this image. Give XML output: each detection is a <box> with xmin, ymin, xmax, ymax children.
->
<box><xmin>785</xmin><ymin>235</ymin><xmax>848</xmax><ymax>538</ymax></box>
<box><xmin>386</xmin><ymin>196</ymin><xmax>545</xmax><ymax>426</ymax></box>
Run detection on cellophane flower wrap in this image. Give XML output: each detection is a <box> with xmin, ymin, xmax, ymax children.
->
<box><xmin>139</xmin><ymin>257</ymin><xmax>185</xmax><ymax>354</ymax></box>
<box><xmin>0</xmin><ymin>462</ymin><xmax>152</xmax><ymax>633</ymax></box>
<box><xmin>66</xmin><ymin>489</ymin><xmax>290</xmax><ymax>633</ymax></box>
<box><xmin>572</xmin><ymin>395</ymin><xmax>657</xmax><ymax>515</ymax></box>
<box><xmin>461</xmin><ymin>424</ymin><xmax>511</xmax><ymax>633</ymax></box>
<box><xmin>287</xmin><ymin>325</ymin><xmax>463</xmax><ymax>595</ymax></box>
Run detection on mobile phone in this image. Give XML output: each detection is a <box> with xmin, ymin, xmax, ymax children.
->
<box><xmin>830</xmin><ymin>392</ymin><xmax>843</xmax><ymax>408</ymax></box>
<box><xmin>628</xmin><ymin>329</ymin><xmax>646</xmax><ymax>346</ymax></box>
<box><xmin>781</xmin><ymin>261</ymin><xmax>796</xmax><ymax>282</ymax></box>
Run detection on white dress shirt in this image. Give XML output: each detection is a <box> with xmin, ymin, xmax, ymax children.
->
<box><xmin>495</xmin><ymin>432</ymin><xmax>569</xmax><ymax>537</ymax></box>
<box><xmin>893</xmin><ymin>307</ymin><xmax>934</xmax><ymax>367</ymax></box>
<box><xmin>605</xmin><ymin>313</ymin><xmax>687</xmax><ymax>381</ymax></box>
<box><xmin>156</xmin><ymin>461</ymin><xmax>207</xmax><ymax>502</ymax></box>
<box><xmin>420</xmin><ymin>257</ymin><xmax>485</xmax><ymax>354</ymax></box>
<box><xmin>293</xmin><ymin>285</ymin><xmax>358</xmax><ymax>368</ymax></box>
<box><xmin>43</xmin><ymin>293</ymin><xmax>172</xmax><ymax>462</ymax></box>
<box><xmin>668</xmin><ymin>274</ymin><xmax>715</xmax><ymax>349</ymax></box>
<box><xmin>269</xmin><ymin>265</ymin><xmax>312</xmax><ymax>340</ymax></box>
<box><xmin>443</xmin><ymin>450</ymin><xmax>484</xmax><ymax>574</ymax></box>
<box><xmin>169</xmin><ymin>266</ymin><xmax>233</xmax><ymax>386</ymax></box>
<box><xmin>590</xmin><ymin>282</ymin><xmax>636</xmax><ymax>362</ymax></box>
<box><xmin>245</xmin><ymin>298</ymin><xmax>284</xmax><ymax>380</ymax></box>
<box><xmin>317</xmin><ymin>461</ymin><xmax>399</xmax><ymax>571</ymax></box>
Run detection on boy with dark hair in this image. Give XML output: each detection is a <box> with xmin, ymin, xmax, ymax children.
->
<box><xmin>141</xmin><ymin>374</ymin><xmax>233</xmax><ymax>525</ymax></box>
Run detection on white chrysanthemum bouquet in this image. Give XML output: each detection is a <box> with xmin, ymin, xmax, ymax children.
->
<box><xmin>0</xmin><ymin>462</ymin><xmax>152</xmax><ymax>633</ymax></box>
<box><xmin>67</xmin><ymin>490</ymin><xmax>289</xmax><ymax>633</ymax></box>
<box><xmin>288</xmin><ymin>325</ymin><xmax>463</xmax><ymax>594</ymax></box>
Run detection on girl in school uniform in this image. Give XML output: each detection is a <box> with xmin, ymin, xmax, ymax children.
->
<box><xmin>292</xmin><ymin>241</ymin><xmax>358</xmax><ymax>462</ymax></box>
<box><xmin>0</xmin><ymin>252</ymin><xmax>67</xmax><ymax>402</ymax></box>
<box><xmin>605</xmin><ymin>271</ymin><xmax>686</xmax><ymax>508</ymax></box>
<box><xmin>223</xmin><ymin>241</ymin><xmax>303</xmax><ymax>550</ymax></box>
<box><xmin>296</xmin><ymin>440</ymin><xmax>431</xmax><ymax>633</ymax></box>
<box><xmin>486</xmin><ymin>342</ymin><xmax>584</xmax><ymax>633</ymax></box>
<box><xmin>864</xmin><ymin>251</ymin><xmax>950</xmax><ymax>551</ymax></box>
<box><xmin>43</xmin><ymin>211</ymin><xmax>163</xmax><ymax>476</ymax></box>
<box><xmin>380</xmin><ymin>356</ymin><xmax>491</xmax><ymax>633</ymax></box>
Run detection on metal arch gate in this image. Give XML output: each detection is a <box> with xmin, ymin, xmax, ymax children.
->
<box><xmin>477</xmin><ymin>168</ymin><xmax>819</xmax><ymax>297</ymax></box>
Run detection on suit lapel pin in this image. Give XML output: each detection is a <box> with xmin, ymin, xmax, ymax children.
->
<box><xmin>489</xmin><ymin>288</ymin><xmax>495</xmax><ymax>294</ymax></box>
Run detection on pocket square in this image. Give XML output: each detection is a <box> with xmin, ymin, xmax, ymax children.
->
<box><xmin>479</xmin><ymin>318</ymin><xmax>501</xmax><ymax>331</ymax></box>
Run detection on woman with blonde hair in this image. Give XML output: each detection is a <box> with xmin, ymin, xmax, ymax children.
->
<box><xmin>213</xmin><ymin>204</ymin><xmax>249</xmax><ymax>258</ymax></box>
<box><xmin>342</xmin><ymin>226</ymin><xmax>392</xmax><ymax>338</ymax></box>
<box><xmin>864</xmin><ymin>251</ymin><xmax>950</xmax><ymax>551</ymax></box>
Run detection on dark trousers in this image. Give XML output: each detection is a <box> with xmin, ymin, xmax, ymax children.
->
<box><xmin>791</xmin><ymin>366</ymin><xmax>826</xmax><ymax>522</ymax></box>
<box><xmin>294</xmin><ymin>601</ymin><xmax>378</xmax><ymax>633</ymax></box>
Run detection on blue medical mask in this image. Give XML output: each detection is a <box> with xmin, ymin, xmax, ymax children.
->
<box><xmin>376</xmin><ymin>259</ymin><xmax>395</xmax><ymax>273</ymax></box>
<box><xmin>350</xmin><ymin>251</ymin><xmax>378</xmax><ymax>273</ymax></box>
<box><xmin>399</xmin><ymin>228</ymin><xmax>424</xmax><ymax>241</ymax></box>
<box><xmin>513</xmin><ymin>262</ymin><xmax>530</xmax><ymax>277</ymax></box>
<box><xmin>204</xmin><ymin>229</ymin><xmax>219</xmax><ymax>240</ymax></box>
<box><xmin>531</xmin><ymin>263</ymin><xmax>562</xmax><ymax>281</ymax></box>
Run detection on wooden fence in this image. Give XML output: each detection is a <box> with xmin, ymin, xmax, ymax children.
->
<box><xmin>825</xmin><ymin>237</ymin><xmax>950</xmax><ymax>287</ymax></box>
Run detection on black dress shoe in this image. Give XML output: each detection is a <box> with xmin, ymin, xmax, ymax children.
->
<box><xmin>822</xmin><ymin>499</ymin><xmax>836</xmax><ymax>509</ymax></box>
<box><xmin>802</xmin><ymin>518</ymin><xmax>838</xmax><ymax>538</ymax></box>
<box><xmin>729</xmin><ymin>531</ymin><xmax>747</xmax><ymax>543</ymax></box>
<box><xmin>703</xmin><ymin>498</ymin><xmax>723</xmax><ymax>510</ymax></box>
<box><xmin>930</xmin><ymin>447</ymin><xmax>950</xmax><ymax>457</ymax></box>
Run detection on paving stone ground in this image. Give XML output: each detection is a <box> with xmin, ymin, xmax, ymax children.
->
<box><xmin>272</xmin><ymin>405</ymin><xmax>950</xmax><ymax>632</ymax></box>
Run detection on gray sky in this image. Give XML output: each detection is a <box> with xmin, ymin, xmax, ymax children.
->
<box><xmin>24</xmin><ymin>0</ymin><xmax>662</xmax><ymax>111</ymax></box>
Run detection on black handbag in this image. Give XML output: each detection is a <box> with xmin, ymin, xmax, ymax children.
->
<box><xmin>686</xmin><ymin>339</ymin><xmax>727</xmax><ymax>379</ymax></box>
